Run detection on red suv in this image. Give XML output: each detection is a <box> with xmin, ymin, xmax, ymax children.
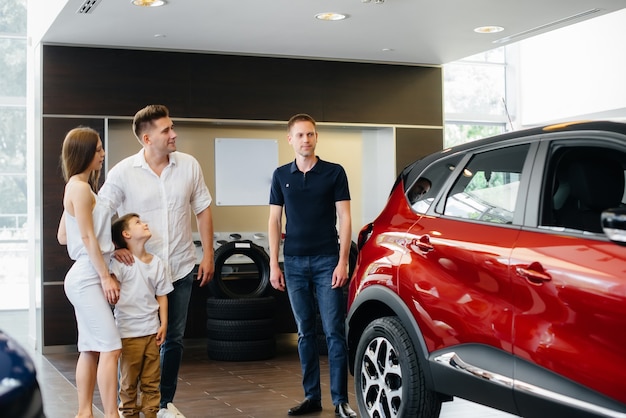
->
<box><xmin>346</xmin><ymin>121</ymin><xmax>626</xmax><ymax>418</ymax></box>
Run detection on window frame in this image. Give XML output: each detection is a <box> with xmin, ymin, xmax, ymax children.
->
<box><xmin>439</xmin><ymin>143</ymin><xmax>532</xmax><ymax>226</ymax></box>
<box><xmin>526</xmin><ymin>133</ymin><xmax>626</xmax><ymax>235</ymax></box>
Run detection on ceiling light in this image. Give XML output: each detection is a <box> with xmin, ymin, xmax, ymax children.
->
<box><xmin>315</xmin><ymin>12</ymin><xmax>347</xmax><ymax>21</ymax></box>
<box><xmin>474</xmin><ymin>26</ymin><xmax>504</xmax><ymax>34</ymax></box>
<box><xmin>131</xmin><ymin>0</ymin><xmax>166</xmax><ymax>7</ymax></box>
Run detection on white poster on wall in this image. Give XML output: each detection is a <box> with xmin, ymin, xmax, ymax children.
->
<box><xmin>214</xmin><ymin>138</ymin><xmax>278</xmax><ymax>206</ymax></box>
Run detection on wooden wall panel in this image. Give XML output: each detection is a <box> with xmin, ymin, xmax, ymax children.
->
<box><xmin>42</xmin><ymin>46</ymin><xmax>442</xmax><ymax>126</ymax></box>
<box><xmin>395</xmin><ymin>127</ymin><xmax>444</xmax><ymax>175</ymax></box>
<box><xmin>42</xmin><ymin>282</ymin><xmax>78</xmax><ymax>347</ymax></box>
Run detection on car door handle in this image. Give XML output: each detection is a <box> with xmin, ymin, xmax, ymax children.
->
<box><xmin>411</xmin><ymin>235</ymin><xmax>434</xmax><ymax>252</ymax></box>
<box><xmin>516</xmin><ymin>262</ymin><xmax>552</xmax><ymax>285</ymax></box>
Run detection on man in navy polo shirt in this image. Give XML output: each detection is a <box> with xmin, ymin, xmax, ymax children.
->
<box><xmin>268</xmin><ymin>113</ymin><xmax>356</xmax><ymax>418</ymax></box>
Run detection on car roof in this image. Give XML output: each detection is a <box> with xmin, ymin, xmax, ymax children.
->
<box><xmin>402</xmin><ymin>120</ymin><xmax>626</xmax><ymax>178</ymax></box>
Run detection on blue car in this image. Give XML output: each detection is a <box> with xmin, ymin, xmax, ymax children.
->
<box><xmin>0</xmin><ymin>330</ymin><xmax>45</xmax><ymax>417</ymax></box>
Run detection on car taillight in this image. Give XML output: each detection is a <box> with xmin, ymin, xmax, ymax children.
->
<box><xmin>357</xmin><ymin>223</ymin><xmax>374</xmax><ymax>251</ymax></box>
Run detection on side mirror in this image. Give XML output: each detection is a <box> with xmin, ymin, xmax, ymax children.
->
<box><xmin>601</xmin><ymin>207</ymin><xmax>626</xmax><ymax>246</ymax></box>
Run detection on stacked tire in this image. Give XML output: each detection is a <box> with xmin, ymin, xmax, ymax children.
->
<box><xmin>206</xmin><ymin>240</ymin><xmax>276</xmax><ymax>361</ymax></box>
<box><xmin>206</xmin><ymin>296</ymin><xmax>276</xmax><ymax>361</ymax></box>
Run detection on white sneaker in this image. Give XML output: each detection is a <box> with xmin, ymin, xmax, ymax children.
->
<box><xmin>156</xmin><ymin>408</ymin><xmax>176</xmax><ymax>418</ymax></box>
<box><xmin>166</xmin><ymin>403</ymin><xmax>186</xmax><ymax>418</ymax></box>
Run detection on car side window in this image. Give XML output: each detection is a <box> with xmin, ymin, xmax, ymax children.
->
<box><xmin>406</xmin><ymin>154</ymin><xmax>464</xmax><ymax>214</ymax></box>
<box><xmin>540</xmin><ymin>145</ymin><xmax>626</xmax><ymax>234</ymax></box>
<box><xmin>443</xmin><ymin>144</ymin><xmax>530</xmax><ymax>224</ymax></box>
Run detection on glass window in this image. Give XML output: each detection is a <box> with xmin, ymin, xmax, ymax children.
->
<box><xmin>406</xmin><ymin>153</ymin><xmax>465</xmax><ymax>214</ymax></box>
<box><xmin>443</xmin><ymin>144</ymin><xmax>530</xmax><ymax>224</ymax></box>
<box><xmin>444</xmin><ymin>123</ymin><xmax>506</xmax><ymax>148</ymax></box>
<box><xmin>0</xmin><ymin>37</ymin><xmax>27</xmax><ymax>97</ymax></box>
<box><xmin>0</xmin><ymin>0</ymin><xmax>27</xmax><ymax>310</ymax></box>
<box><xmin>443</xmin><ymin>46</ymin><xmax>513</xmax><ymax>149</ymax></box>
<box><xmin>444</xmin><ymin>62</ymin><xmax>506</xmax><ymax>116</ymax></box>
<box><xmin>463</xmin><ymin>49</ymin><xmax>506</xmax><ymax>64</ymax></box>
<box><xmin>541</xmin><ymin>144</ymin><xmax>626</xmax><ymax>234</ymax></box>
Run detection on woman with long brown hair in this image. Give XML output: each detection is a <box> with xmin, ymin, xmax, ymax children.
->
<box><xmin>57</xmin><ymin>127</ymin><xmax>121</xmax><ymax>418</ymax></box>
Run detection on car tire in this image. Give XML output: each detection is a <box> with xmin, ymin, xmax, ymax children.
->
<box><xmin>209</xmin><ymin>240</ymin><xmax>270</xmax><ymax>299</ymax></box>
<box><xmin>205</xmin><ymin>296</ymin><xmax>275</xmax><ymax>320</ymax></box>
<box><xmin>205</xmin><ymin>296</ymin><xmax>277</xmax><ymax>361</ymax></box>
<box><xmin>355</xmin><ymin>316</ymin><xmax>441</xmax><ymax>418</ymax></box>
<box><xmin>206</xmin><ymin>338</ymin><xmax>276</xmax><ymax>362</ymax></box>
<box><xmin>206</xmin><ymin>318</ymin><xmax>274</xmax><ymax>341</ymax></box>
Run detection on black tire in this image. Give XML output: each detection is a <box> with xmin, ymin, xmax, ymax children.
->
<box><xmin>206</xmin><ymin>318</ymin><xmax>274</xmax><ymax>341</ymax></box>
<box><xmin>354</xmin><ymin>316</ymin><xmax>441</xmax><ymax>418</ymax></box>
<box><xmin>207</xmin><ymin>338</ymin><xmax>276</xmax><ymax>361</ymax></box>
<box><xmin>205</xmin><ymin>296</ymin><xmax>275</xmax><ymax>320</ymax></box>
<box><xmin>210</xmin><ymin>240</ymin><xmax>270</xmax><ymax>299</ymax></box>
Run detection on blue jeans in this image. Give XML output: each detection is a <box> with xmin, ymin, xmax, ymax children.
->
<box><xmin>160</xmin><ymin>271</ymin><xmax>193</xmax><ymax>408</ymax></box>
<box><xmin>284</xmin><ymin>255</ymin><xmax>348</xmax><ymax>406</ymax></box>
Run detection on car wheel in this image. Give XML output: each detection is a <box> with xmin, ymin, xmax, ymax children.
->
<box><xmin>355</xmin><ymin>316</ymin><xmax>441</xmax><ymax>418</ymax></box>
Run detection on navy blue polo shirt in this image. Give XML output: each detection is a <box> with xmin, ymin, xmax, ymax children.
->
<box><xmin>269</xmin><ymin>157</ymin><xmax>350</xmax><ymax>256</ymax></box>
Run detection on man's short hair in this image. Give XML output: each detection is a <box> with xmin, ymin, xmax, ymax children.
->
<box><xmin>132</xmin><ymin>104</ymin><xmax>170</xmax><ymax>141</ymax></box>
<box><xmin>287</xmin><ymin>113</ymin><xmax>316</xmax><ymax>132</ymax></box>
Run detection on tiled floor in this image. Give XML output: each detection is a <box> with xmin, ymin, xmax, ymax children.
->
<box><xmin>1</xmin><ymin>310</ymin><xmax>517</xmax><ymax>418</ymax></box>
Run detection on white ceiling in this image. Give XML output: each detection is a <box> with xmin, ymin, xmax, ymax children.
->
<box><xmin>40</xmin><ymin>0</ymin><xmax>625</xmax><ymax>66</ymax></box>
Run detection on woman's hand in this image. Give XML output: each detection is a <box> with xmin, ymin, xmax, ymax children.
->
<box><xmin>101</xmin><ymin>275</ymin><xmax>120</xmax><ymax>304</ymax></box>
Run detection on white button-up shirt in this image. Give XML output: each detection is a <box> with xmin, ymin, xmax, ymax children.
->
<box><xmin>100</xmin><ymin>149</ymin><xmax>212</xmax><ymax>283</ymax></box>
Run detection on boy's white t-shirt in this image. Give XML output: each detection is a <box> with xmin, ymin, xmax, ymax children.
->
<box><xmin>111</xmin><ymin>254</ymin><xmax>174</xmax><ymax>338</ymax></box>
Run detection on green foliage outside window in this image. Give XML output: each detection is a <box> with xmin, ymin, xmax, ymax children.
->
<box><xmin>0</xmin><ymin>0</ymin><xmax>27</xmax><ymax>233</ymax></box>
<box><xmin>444</xmin><ymin>124</ymin><xmax>505</xmax><ymax>148</ymax></box>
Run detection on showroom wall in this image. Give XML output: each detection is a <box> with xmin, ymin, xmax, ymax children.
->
<box><xmin>39</xmin><ymin>45</ymin><xmax>444</xmax><ymax>349</ymax></box>
<box><xmin>518</xmin><ymin>8</ymin><xmax>626</xmax><ymax>125</ymax></box>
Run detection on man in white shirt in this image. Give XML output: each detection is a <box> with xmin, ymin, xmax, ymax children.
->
<box><xmin>100</xmin><ymin>104</ymin><xmax>215</xmax><ymax>418</ymax></box>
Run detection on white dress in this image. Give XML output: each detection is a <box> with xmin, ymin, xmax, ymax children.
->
<box><xmin>64</xmin><ymin>192</ymin><xmax>121</xmax><ymax>352</ymax></box>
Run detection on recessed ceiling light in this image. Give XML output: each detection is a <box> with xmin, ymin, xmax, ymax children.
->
<box><xmin>474</xmin><ymin>26</ymin><xmax>504</xmax><ymax>34</ymax></box>
<box><xmin>131</xmin><ymin>0</ymin><xmax>166</xmax><ymax>7</ymax></box>
<box><xmin>315</xmin><ymin>12</ymin><xmax>347</xmax><ymax>21</ymax></box>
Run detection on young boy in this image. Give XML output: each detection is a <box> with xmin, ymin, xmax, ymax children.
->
<box><xmin>111</xmin><ymin>213</ymin><xmax>173</xmax><ymax>418</ymax></box>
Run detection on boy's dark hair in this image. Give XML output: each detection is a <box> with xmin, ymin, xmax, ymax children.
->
<box><xmin>111</xmin><ymin>213</ymin><xmax>140</xmax><ymax>249</ymax></box>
